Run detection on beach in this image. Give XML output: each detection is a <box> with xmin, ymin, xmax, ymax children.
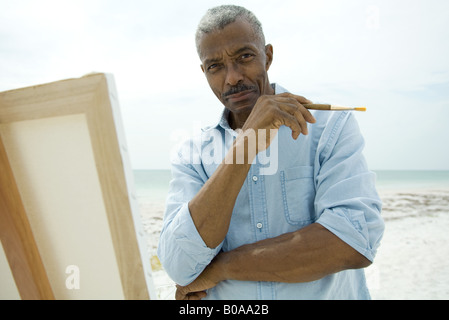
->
<box><xmin>137</xmin><ymin>173</ymin><xmax>449</xmax><ymax>300</ymax></box>
<box><xmin>367</xmin><ymin>188</ymin><xmax>449</xmax><ymax>299</ymax></box>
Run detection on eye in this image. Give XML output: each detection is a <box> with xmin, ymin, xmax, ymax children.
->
<box><xmin>207</xmin><ymin>63</ymin><xmax>222</xmax><ymax>73</ymax></box>
<box><xmin>239</xmin><ymin>53</ymin><xmax>255</xmax><ymax>62</ymax></box>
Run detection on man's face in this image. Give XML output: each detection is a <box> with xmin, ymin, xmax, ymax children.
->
<box><xmin>198</xmin><ymin>18</ymin><xmax>273</xmax><ymax>116</ymax></box>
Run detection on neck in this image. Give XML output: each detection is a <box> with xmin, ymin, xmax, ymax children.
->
<box><xmin>228</xmin><ymin>110</ymin><xmax>250</xmax><ymax>130</ymax></box>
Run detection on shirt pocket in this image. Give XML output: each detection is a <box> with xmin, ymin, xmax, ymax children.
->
<box><xmin>280</xmin><ymin>166</ymin><xmax>316</xmax><ymax>226</ymax></box>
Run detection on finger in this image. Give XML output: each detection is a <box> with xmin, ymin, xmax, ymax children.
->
<box><xmin>187</xmin><ymin>291</ymin><xmax>207</xmax><ymax>300</ymax></box>
<box><xmin>282</xmin><ymin>102</ymin><xmax>311</xmax><ymax>136</ymax></box>
<box><xmin>294</xmin><ymin>94</ymin><xmax>313</xmax><ymax>105</ymax></box>
<box><xmin>290</xmin><ymin>99</ymin><xmax>316</xmax><ymax>124</ymax></box>
<box><xmin>277</xmin><ymin>92</ymin><xmax>312</xmax><ymax>104</ymax></box>
<box><xmin>275</xmin><ymin>97</ymin><xmax>316</xmax><ymax>124</ymax></box>
<box><xmin>295</xmin><ymin>109</ymin><xmax>309</xmax><ymax>136</ymax></box>
<box><xmin>176</xmin><ymin>284</ymin><xmax>208</xmax><ymax>300</ymax></box>
<box><xmin>275</xmin><ymin>101</ymin><xmax>312</xmax><ymax>137</ymax></box>
<box><xmin>298</xmin><ymin>104</ymin><xmax>316</xmax><ymax>124</ymax></box>
<box><xmin>175</xmin><ymin>288</ymin><xmax>186</xmax><ymax>300</ymax></box>
<box><xmin>175</xmin><ymin>285</ymin><xmax>190</xmax><ymax>300</ymax></box>
<box><xmin>273</xmin><ymin>109</ymin><xmax>302</xmax><ymax>139</ymax></box>
<box><xmin>278</xmin><ymin>94</ymin><xmax>316</xmax><ymax>123</ymax></box>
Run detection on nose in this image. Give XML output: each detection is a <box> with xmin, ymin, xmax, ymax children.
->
<box><xmin>225</xmin><ymin>63</ymin><xmax>244</xmax><ymax>86</ymax></box>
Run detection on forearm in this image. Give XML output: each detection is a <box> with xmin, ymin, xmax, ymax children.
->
<box><xmin>217</xmin><ymin>223</ymin><xmax>371</xmax><ymax>283</ymax></box>
<box><xmin>175</xmin><ymin>223</ymin><xmax>372</xmax><ymax>299</ymax></box>
<box><xmin>189</xmin><ymin>135</ymin><xmax>254</xmax><ymax>248</ymax></box>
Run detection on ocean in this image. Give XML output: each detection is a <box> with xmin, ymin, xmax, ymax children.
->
<box><xmin>133</xmin><ymin>169</ymin><xmax>449</xmax><ymax>203</ymax></box>
<box><xmin>375</xmin><ymin>170</ymin><xmax>449</xmax><ymax>190</ymax></box>
<box><xmin>133</xmin><ymin>169</ymin><xmax>172</xmax><ymax>203</ymax></box>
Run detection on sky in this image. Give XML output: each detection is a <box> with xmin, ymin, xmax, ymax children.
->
<box><xmin>1</xmin><ymin>0</ymin><xmax>449</xmax><ymax>170</ymax></box>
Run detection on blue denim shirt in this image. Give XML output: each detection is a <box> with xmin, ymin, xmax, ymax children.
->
<box><xmin>158</xmin><ymin>84</ymin><xmax>384</xmax><ymax>300</ymax></box>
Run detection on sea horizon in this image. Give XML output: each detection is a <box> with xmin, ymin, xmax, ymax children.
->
<box><xmin>132</xmin><ymin>169</ymin><xmax>449</xmax><ymax>203</ymax></box>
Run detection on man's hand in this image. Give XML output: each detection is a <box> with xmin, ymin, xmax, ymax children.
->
<box><xmin>175</xmin><ymin>256</ymin><xmax>226</xmax><ymax>300</ymax></box>
<box><xmin>241</xmin><ymin>93</ymin><xmax>316</xmax><ymax>152</ymax></box>
<box><xmin>175</xmin><ymin>286</ymin><xmax>207</xmax><ymax>300</ymax></box>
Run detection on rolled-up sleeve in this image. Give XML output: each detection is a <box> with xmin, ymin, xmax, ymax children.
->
<box><xmin>314</xmin><ymin>112</ymin><xmax>385</xmax><ymax>262</ymax></box>
<box><xmin>157</xmin><ymin>146</ymin><xmax>223</xmax><ymax>286</ymax></box>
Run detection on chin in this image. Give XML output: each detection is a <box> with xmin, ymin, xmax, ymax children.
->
<box><xmin>226</xmin><ymin>102</ymin><xmax>255</xmax><ymax>115</ymax></box>
<box><xmin>225</xmin><ymin>97</ymin><xmax>259</xmax><ymax>114</ymax></box>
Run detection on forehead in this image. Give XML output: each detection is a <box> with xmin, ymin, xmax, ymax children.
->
<box><xmin>198</xmin><ymin>18</ymin><xmax>262</xmax><ymax>62</ymax></box>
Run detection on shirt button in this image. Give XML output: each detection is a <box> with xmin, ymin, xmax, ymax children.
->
<box><xmin>256</xmin><ymin>223</ymin><xmax>263</xmax><ymax>229</ymax></box>
<box><xmin>252</xmin><ymin>175</ymin><xmax>258</xmax><ymax>182</ymax></box>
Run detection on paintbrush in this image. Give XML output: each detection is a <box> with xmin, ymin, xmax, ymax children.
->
<box><xmin>304</xmin><ymin>104</ymin><xmax>366</xmax><ymax>112</ymax></box>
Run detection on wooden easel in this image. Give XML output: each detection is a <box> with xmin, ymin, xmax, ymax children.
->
<box><xmin>0</xmin><ymin>136</ymin><xmax>54</xmax><ymax>299</ymax></box>
<box><xmin>0</xmin><ymin>74</ymin><xmax>153</xmax><ymax>300</ymax></box>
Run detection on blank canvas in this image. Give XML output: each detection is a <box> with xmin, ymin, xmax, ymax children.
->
<box><xmin>0</xmin><ymin>73</ymin><xmax>155</xmax><ymax>299</ymax></box>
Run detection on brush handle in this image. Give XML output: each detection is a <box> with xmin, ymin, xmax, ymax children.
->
<box><xmin>303</xmin><ymin>104</ymin><xmax>331</xmax><ymax>110</ymax></box>
<box><xmin>303</xmin><ymin>104</ymin><xmax>365</xmax><ymax>111</ymax></box>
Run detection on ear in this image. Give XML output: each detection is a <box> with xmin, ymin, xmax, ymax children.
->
<box><xmin>265</xmin><ymin>44</ymin><xmax>273</xmax><ymax>71</ymax></box>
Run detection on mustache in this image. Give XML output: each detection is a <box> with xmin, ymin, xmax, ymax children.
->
<box><xmin>222</xmin><ymin>84</ymin><xmax>256</xmax><ymax>99</ymax></box>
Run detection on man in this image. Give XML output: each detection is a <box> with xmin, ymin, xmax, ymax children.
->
<box><xmin>157</xmin><ymin>5</ymin><xmax>384</xmax><ymax>300</ymax></box>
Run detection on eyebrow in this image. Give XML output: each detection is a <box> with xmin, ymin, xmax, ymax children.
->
<box><xmin>204</xmin><ymin>57</ymin><xmax>221</xmax><ymax>67</ymax></box>
<box><xmin>233</xmin><ymin>46</ymin><xmax>257</xmax><ymax>56</ymax></box>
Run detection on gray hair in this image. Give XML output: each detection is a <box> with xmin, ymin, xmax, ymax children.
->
<box><xmin>195</xmin><ymin>5</ymin><xmax>265</xmax><ymax>56</ymax></box>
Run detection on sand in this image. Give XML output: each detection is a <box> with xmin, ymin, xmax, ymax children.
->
<box><xmin>366</xmin><ymin>189</ymin><xmax>449</xmax><ymax>299</ymax></box>
<box><xmin>139</xmin><ymin>188</ymin><xmax>449</xmax><ymax>300</ymax></box>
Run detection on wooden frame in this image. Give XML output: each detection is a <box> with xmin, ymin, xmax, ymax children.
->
<box><xmin>0</xmin><ymin>74</ymin><xmax>154</xmax><ymax>299</ymax></box>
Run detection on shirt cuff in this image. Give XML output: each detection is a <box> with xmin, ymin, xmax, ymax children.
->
<box><xmin>316</xmin><ymin>207</ymin><xmax>376</xmax><ymax>262</ymax></box>
<box><xmin>158</xmin><ymin>203</ymin><xmax>223</xmax><ymax>286</ymax></box>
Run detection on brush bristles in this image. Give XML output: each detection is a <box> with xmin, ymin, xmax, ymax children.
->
<box><xmin>331</xmin><ymin>105</ymin><xmax>367</xmax><ymax>111</ymax></box>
